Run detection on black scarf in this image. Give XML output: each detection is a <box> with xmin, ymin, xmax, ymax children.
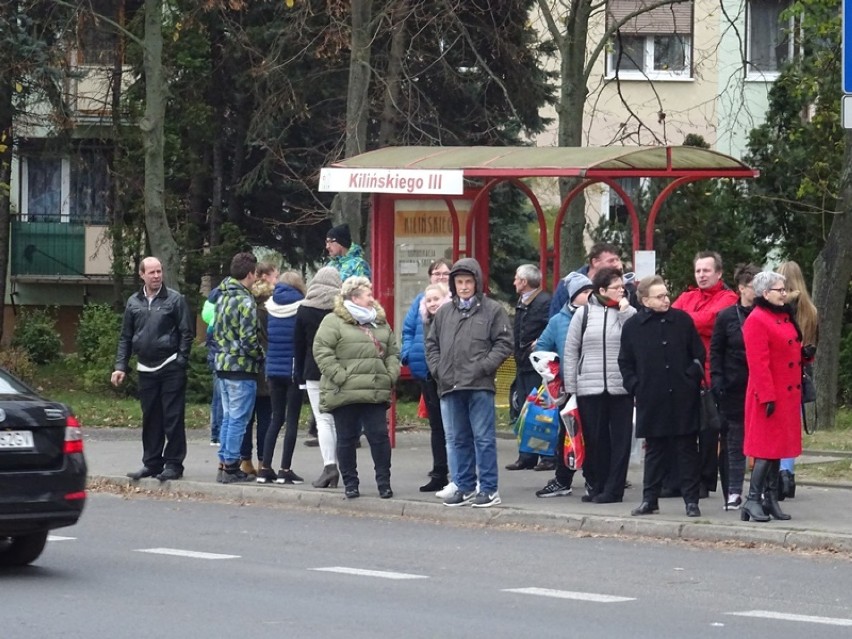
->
<box><xmin>754</xmin><ymin>297</ymin><xmax>803</xmax><ymax>343</ymax></box>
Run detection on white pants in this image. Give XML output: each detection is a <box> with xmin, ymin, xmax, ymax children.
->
<box><xmin>306</xmin><ymin>380</ymin><xmax>337</xmax><ymax>466</ymax></box>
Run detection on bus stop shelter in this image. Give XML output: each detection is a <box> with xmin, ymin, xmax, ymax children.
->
<box><xmin>320</xmin><ymin>145</ymin><xmax>759</xmax><ymax>443</ymax></box>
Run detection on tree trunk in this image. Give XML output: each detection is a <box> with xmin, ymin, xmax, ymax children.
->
<box><xmin>109</xmin><ymin>4</ymin><xmax>126</xmax><ymax>309</ymax></box>
<box><xmin>141</xmin><ymin>0</ymin><xmax>180</xmax><ymax>289</ymax></box>
<box><xmin>556</xmin><ymin>0</ymin><xmax>592</xmax><ymax>272</ymax></box>
<box><xmin>0</xmin><ymin>79</ymin><xmax>12</xmax><ymax>344</ymax></box>
<box><xmin>812</xmin><ymin>130</ymin><xmax>852</xmax><ymax>429</ymax></box>
<box><xmin>376</xmin><ymin>0</ymin><xmax>408</xmax><ymax>147</ymax></box>
<box><xmin>337</xmin><ymin>0</ymin><xmax>374</xmax><ymax>244</ymax></box>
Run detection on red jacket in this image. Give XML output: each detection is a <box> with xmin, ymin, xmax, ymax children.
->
<box><xmin>672</xmin><ymin>281</ymin><xmax>737</xmax><ymax>383</ymax></box>
<box><xmin>742</xmin><ymin>303</ymin><xmax>803</xmax><ymax>459</ymax></box>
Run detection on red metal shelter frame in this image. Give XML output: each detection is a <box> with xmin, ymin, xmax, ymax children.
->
<box><xmin>326</xmin><ymin>145</ymin><xmax>759</xmax><ymax>443</ymax></box>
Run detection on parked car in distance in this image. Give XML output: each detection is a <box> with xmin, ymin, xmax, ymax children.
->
<box><xmin>0</xmin><ymin>368</ymin><xmax>86</xmax><ymax>567</ymax></box>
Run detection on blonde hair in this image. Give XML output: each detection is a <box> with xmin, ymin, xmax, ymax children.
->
<box><xmin>424</xmin><ymin>283</ymin><xmax>449</xmax><ymax>299</ymax></box>
<box><xmin>278</xmin><ymin>270</ymin><xmax>306</xmax><ymax>295</ymax></box>
<box><xmin>256</xmin><ymin>261</ymin><xmax>278</xmax><ymax>278</ymax></box>
<box><xmin>776</xmin><ymin>261</ymin><xmax>818</xmax><ymax>345</ymax></box>
<box><xmin>341</xmin><ymin>276</ymin><xmax>372</xmax><ymax>300</ymax></box>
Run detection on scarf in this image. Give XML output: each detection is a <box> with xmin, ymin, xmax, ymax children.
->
<box><xmin>754</xmin><ymin>297</ymin><xmax>803</xmax><ymax>342</ymax></box>
<box><xmin>593</xmin><ymin>292</ymin><xmax>620</xmax><ymax>308</ymax></box>
<box><xmin>344</xmin><ymin>300</ymin><xmax>377</xmax><ymax>325</ymax></box>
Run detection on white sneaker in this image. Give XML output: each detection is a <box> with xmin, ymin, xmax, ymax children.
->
<box><xmin>435</xmin><ymin>481</ymin><xmax>457</xmax><ymax>499</ymax></box>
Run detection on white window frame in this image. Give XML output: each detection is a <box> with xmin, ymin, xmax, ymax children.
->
<box><xmin>745</xmin><ymin>0</ymin><xmax>795</xmax><ymax>81</ymax></box>
<box><xmin>606</xmin><ymin>34</ymin><xmax>692</xmax><ymax>81</ymax></box>
<box><xmin>20</xmin><ymin>156</ymin><xmax>71</xmax><ymax>223</ymax></box>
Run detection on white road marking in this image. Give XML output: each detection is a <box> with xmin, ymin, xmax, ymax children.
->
<box><xmin>311</xmin><ymin>566</ymin><xmax>428</xmax><ymax>580</ymax></box>
<box><xmin>728</xmin><ymin>611</ymin><xmax>852</xmax><ymax>627</ymax></box>
<box><xmin>135</xmin><ymin>548</ymin><xmax>239</xmax><ymax>560</ymax></box>
<box><xmin>47</xmin><ymin>535</ymin><xmax>76</xmax><ymax>541</ymax></box>
<box><xmin>502</xmin><ymin>587</ymin><xmax>635</xmax><ymax>603</ymax></box>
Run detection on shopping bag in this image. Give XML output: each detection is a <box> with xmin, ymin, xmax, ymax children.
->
<box><xmin>560</xmin><ymin>395</ymin><xmax>585</xmax><ymax>470</ymax></box>
<box><xmin>514</xmin><ymin>386</ymin><xmax>560</xmax><ymax>457</ymax></box>
<box><xmin>417</xmin><ymin>393</ymin><xmax>429</xmax><ymax>419</ymax></box>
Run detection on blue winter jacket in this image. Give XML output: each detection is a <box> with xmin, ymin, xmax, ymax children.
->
<box><xmin>536</xmin><ymin>302</ymin><xmax>577</xmax><ymax>376</ymax></box>
<box><xmin>265</xmin><ymin>283</ymin><xmax>304</xmax><ymax>379</ymax></box>
<box><xmin>400</xmin><ymin>293</ymin><xmax>429</xmax><ymax>380</ymax></box>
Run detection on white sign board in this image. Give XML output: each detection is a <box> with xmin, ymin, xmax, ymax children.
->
<box><xmin>633</xmin><ymin>250</ymin><xmax>657</xmax><ymax>280</ymax></box>
<box><xmin>843</xmin><ymin>95</ymin><xmax>852</xmax><ymax>129</ymax></box>
<box><xmin>319</xmin><ymin>167</ymin><xmax>464</xmax><ymax>195</ymax></box>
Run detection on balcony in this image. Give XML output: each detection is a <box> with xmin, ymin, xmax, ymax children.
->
<box><xmin>11</xmin><ymin>220</ymin><xmax>112</xmax><ymax>280</ymax></box>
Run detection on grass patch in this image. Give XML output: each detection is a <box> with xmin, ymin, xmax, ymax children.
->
<box><xmin>796</xmin><ymin>459</ymin><xmax>852</xmax><ymax>484</ymax></box>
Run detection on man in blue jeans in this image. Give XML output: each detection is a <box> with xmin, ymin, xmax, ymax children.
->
<box><xmin>426</xmin><ymin>257</ymin><xmax>513</xmax><ymax>508</ymax></box>
<box><xmin>213</xmin><ymin>252</ymin><xmax>263</xmax><ymax>483</ymax></box>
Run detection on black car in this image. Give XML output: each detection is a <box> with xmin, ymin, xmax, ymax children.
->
<box><xmin>0</xmin><ymin>368</ymin><xmax>86</xmax><ymax>567</ymax></box>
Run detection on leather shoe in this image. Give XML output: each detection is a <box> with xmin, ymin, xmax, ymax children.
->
<box><xmin>686</xmin><ymin>503</ymin><xmax>701</xmax><ymax>517</ymax></box>
<box><xmin>631</xmin><ymin>501</ymin><xmax>660</xmax><ymax>516</ymax></box>
<box><xmin>505</xmin><ymin>458</ymin><xmax>536</xmax><ymax>471</ymax></box>
<box><xmin>592</xmin><ymin>493</ymin><xmax>622</xmax><ymax>504</ymax></box>
<box><xmin>127</xmin><ymin>467</ymin><xmax>161</xmax><ymax>480</ymax></box>
<box><xmin>533</xmin><ymin>459</ymin><xmax>556</xmax><ymax>472</ymax></box>
<box><xmin>157</xmin><ymin>468</ymin><xmax>183</xmax><ymax>481</ymax></box>
<box><xmin>379</xmin><ymin>487</ymin><xmax>393</xmax><ymax>499</ymax></box>
<box><xmin>345</xmin><ymin>487</ymin><xmax>360</xmax><ymax>499</ymax></box>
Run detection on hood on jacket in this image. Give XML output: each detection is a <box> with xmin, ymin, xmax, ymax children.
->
<box><xmin>564</xmin><ymin>272</ymin><xmax>593</xmax><ymax>303</ymax></box>
<box><xmin>449</xmin><ymin>257</ymin><xmax>483</xmax><ymax>301</ymax></box>
<box><xmin>302</xmin><ymin>266</ymin><xmax>342</xmax><ymax>310</ymax></box>
<box><xmin>219</xmin><ymin>276</ymin><xmax>252</xmax><ymax>297</ymax></box>
<box><xmin>266</xmin><ymin>283</ymin><xmax>304</xmax><ymax>319</ymax></box>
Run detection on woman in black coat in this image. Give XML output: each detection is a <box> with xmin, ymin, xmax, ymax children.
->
<box><xmin>618</xmin><ymin>276</ymin><xmax>706</xmax><ymax>518</ymax></box>
<box><xmin>709</xmin><ymin>264</ymin><xmax>760</xmax><ymax>509</ymax></box>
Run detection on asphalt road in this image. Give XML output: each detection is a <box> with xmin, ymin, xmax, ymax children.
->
<box><xmin>4</xmin><ymin>494</ymin><xmax>852</xmax><ymax>639</ymax></box>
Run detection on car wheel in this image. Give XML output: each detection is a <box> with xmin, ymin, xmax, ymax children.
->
<box><xmin>0</xmin><ymin>532</ymin><xmax>49</xmax><ymax>567</ymax></box>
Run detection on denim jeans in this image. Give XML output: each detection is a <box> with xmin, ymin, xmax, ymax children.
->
<box><xmin>210</xmin><ymin>375</ymin><xmax>223</xmax><ymax>442</ymax></box>
<box><xmin>218</xmin><ymin>377</ymin><xmax>257</xmax><ymax>465</ymax></box>
<box><xmin>440</xmin><ymin>390</ymin><xmax>498</xmax><ymax>494</ymax></box>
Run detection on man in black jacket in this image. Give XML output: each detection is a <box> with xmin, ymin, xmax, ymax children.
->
<box><xmin>507</xmin><ymin>264</ymin><xmax>553</xmax><ymax>471</ymax></box>
<box><xmin>112</xmin><ymin>257</ymin><xmax>194</xmax><ymax>481</ymax></box>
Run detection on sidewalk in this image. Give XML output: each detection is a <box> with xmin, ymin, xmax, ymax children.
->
<box><xmin>84</xmin><ymin>428</ymin><xmax>852</xmax><ymax>554</ymax></box>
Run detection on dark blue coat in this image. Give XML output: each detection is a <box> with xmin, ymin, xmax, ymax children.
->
<box><xmin>400</xmin><ymin>293</ymin><xmax>429</xmax><ymax>380</ymax></box>
<box><xmin>265</xmin><ymin>283</ymin><xmax>304</xmax><ymax>379</ymax></box>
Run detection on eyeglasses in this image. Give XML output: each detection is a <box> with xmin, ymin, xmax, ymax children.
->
<box><xmin>768</xmin><ymin>287</ymin><xmax>787</xmax><ymax>293</ymax></box>
<box><xmin>650</xmin><ymin>293</ymin><xmax>670</xmax><ymax>301</ymax></box>
<box><xmin>606</xmin><ymin>285</ymin><xmax>625</xmax><ymax>291</ymax></box>
<box><xmin>431</xmin><ymin>271</ymin><xmax>451</xmax><ymax>279</ymax></box>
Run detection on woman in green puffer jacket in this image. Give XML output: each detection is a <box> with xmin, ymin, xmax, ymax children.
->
<box><xmin>313</xmin><ymin>276</ymin><xmax>400</xmax><ymax>500</ymax></box>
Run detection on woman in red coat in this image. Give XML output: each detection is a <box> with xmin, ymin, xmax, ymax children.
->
<box><xmin>741</xmin><ymin>271</ymin><xmax>806</xmax><ymax>522</ymax></box>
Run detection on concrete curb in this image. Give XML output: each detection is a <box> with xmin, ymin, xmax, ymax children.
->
<box><xmin>90</xmin><ymin>474</ymin><xmax>852</xmax><ymax>555</ymax></box>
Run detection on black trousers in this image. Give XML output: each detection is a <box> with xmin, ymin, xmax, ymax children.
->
<box><xmin>576</xmin><ymin>393</ymin><xmax>633</xmax><ymax>499</ymax></box>
<box><xmin>642</xmin><ymin>433</ymin><xmax>701</xmax><ymax>505</ymax></box>
<box><xmin>554</xmin><ymin>417</ymin><xmax>576</xmax><ymax>488</ymax></box>
<box><xmin>662</xmin><ymin>428</ymin><xmax>720</xmax><ymax>493</ymax></box>
<box><xmin>420</xmin><ymin>378</ymin><xmax>448</xmax><ymax>478</ymax></box>
<box><xmin>262</xmin><ymin>377</ymin><xmax>304</xmax><ymax>470</ymax></box>
<box><xmin>332</xmin><ymin>403</ymin><xmax>391</xmax><ymax>492</ymax></box>
<box><xmin>137</xmin><ymin>362</ymin><xmax>187</xmax><ymax>472</ymax></box>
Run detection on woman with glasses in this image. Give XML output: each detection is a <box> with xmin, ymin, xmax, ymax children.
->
<box><xmin>563</xmin><ymin>267</ymin><xmax>636</xmax><ymax>503</ymax></box>
<box><xmin>400</xmin><ymin>258</ymin><xmax>454</xmax><ymax>494</ymax></box>
<box><xmin>710</xmin><ymin>264</ymin><xmax>761</xmax><ymax>509</ymax></box>
<box><xmin>619</xmin><ymin>276</ymin><xmax>706</xmax><ymax>518</ymax></box>
<box><xmin>740</xmin><ymin>271</ymin><xmax>807</xmax><ymax>522</ymax></box>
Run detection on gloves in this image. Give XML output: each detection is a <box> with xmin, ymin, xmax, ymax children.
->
<box><xmin>802</xmin><ymin>345</ymin><xmax>816</xmax><ymax>360</ymax></box>
<box><xmin>765</xmin><ymin>401</ymin><xmax>775</xmax><ymax>418</ymax></box>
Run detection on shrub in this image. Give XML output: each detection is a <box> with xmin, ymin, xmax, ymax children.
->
<box><xmin>186</xmin><ymin>342</ymin><xmax>213</xmax><ymax>404</ymax></box>
<box><xmin>0</xmin><ymin>347</ymin><xmax>37</xmax><ymax>383</ymax></box>
<box><xmin>77</xmin><ymin>304</ymin><xmax>122</xmax><ymax>364</ymax></box>
<box><xmin>11</xmin><ymin>307</ymin><xmax>62</xmax><ymax>365</ymax></box>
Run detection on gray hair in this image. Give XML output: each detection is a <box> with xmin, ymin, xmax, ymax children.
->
<box><xmin>340</xmin><ymin>275</ymin><xmax>372</xmax><ymax>300</ymax></box>
<box><xmin>752</xmin><ymin>271</ymin><xmax>785</xmax><ymax>297</ymax></box>
<box><xmin>516</xmin><ymin>264</ymin><xmax>541</xmax><ymax>289</ymax></box>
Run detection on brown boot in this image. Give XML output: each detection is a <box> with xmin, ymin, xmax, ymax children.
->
<box><xmin>239</xmin><ymin>459</ymin><xmax>257</xmax><ymax>477</ymax></box>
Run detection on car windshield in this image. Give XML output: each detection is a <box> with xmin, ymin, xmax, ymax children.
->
<box><xmin>0</xmin><ymin>369</ymin><xmax>31</xmax><ymax>395</ymax></box>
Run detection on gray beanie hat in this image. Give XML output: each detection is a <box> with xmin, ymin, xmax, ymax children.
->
<box><xmin>564</xmin><ymin>272</ymin><xmax>594</xmax><ymax>303</ymax></box>
<box><xmin>302</xmin><ymin>266</ymin><xmax>342</xmax><ymax>310</ymax></box>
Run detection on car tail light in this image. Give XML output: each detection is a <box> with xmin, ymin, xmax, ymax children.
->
<box><xmin>64</xmin><ymin>415</ymin><xmax>84</xmax><ymax>454</ymax></box>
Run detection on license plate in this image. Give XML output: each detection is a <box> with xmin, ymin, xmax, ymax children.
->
<box><xmin>0</xmin><ymin>430</ymin><xmax>34</xmax><ymax>449</ymax></box>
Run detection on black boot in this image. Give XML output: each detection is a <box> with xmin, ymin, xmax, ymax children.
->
<box><xmin>741</xmin><ymin>459</ymin><xmax>771</xmax><ymax>522</ymax></box>
<box><xmin>420</xmin><ymin>474</ymin><xmax>448</xmax><ymax>492</ymax></box>
<box><xmin>312</xmin><ymin>464</ymin><xmax>340</xmax><ymax>488</ymax></box>
<box><xmin>763</xmin><ymin>460</ymin><xmax>791</xmax><ymax>520</ymax></box>
<box><xmin>779</xmin><ymin>470</ymin><xmax>796</xmax><ymax>500</ymax></box>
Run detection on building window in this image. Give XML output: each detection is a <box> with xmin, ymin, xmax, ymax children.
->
<box><xmin>606</xmin><ymin>0</ymin><xmax>693</xmax><ymax>80</ymax></box>
<box><xmin>602</xmin><ymin>177</ymin><xmax>643</xmax><ymax>225</ymax></box>
<box><xmin>21</xmin><ymin>148</ymin><xmax>110</xmax><ymax>224</ymax></box>
<box><xmin>747</xmin><ymin>0</ymin><xmax>794</xmax><ymax>77</ymax></box>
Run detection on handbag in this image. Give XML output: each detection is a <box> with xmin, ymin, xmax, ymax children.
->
<box><xmin>513</xmin><ymin>385</ymin><xmax>560</xmax><ymax>457</ymax></box>
<box><xmin>699</xmin><ymin>383</ymin><xmax>721</xmax><ymax>432</ymax></box>
<box><xmin>560</xmin><ymin>394</ymin><xmax>585</xmax><ymax>470</ymax></box>
<box><xmin>801</xmin><ymin>367</ymin><xmax>816</xmax><ymax>404</ymax></box>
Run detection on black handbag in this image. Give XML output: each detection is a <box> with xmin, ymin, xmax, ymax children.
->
<box><xmin>699</xmin><ymin>384</ymin><xmax>721</xmax><ymax>432</ymax></box>
<box><xmin>802</xmin><ymin>367</ymin><xmax>816</xmax><ymax>404</ymax></box>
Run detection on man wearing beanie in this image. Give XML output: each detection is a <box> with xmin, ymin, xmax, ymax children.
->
<box><xmin>426</xmin><ymin>257</ymin><xmax>513</xmax><ymax>508</ymax></box>
<box><xmin>325</xmin><ymin>223</ymin><xmax>372</xmax><ymax>281</ymax></box>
